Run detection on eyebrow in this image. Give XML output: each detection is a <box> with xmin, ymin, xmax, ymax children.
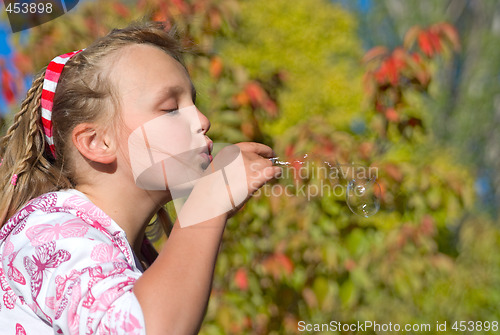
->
<box><xmin>154</xmin><ymin>83</ymin><xmax>197</xmax><ymax>106</ymax></box>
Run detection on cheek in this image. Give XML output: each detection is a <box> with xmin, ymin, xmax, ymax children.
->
<box><xmin>143</xmin><ymin>116</ymin><xmax>192</xmax><ymax>155</ymax></box>
<box><xmin>126</xmin><ymin>115</ymin><xmax>192</xmax><ymax>174</ymax></box>
<box><xmin>125</xmin><ymin>114</ymin><xmax>205</xmax><ymax>192</ymax></box>
<box><xmin>166</xmin><ymin>125</ymin><xmax>192</xmax><ymax>148</ymax></box>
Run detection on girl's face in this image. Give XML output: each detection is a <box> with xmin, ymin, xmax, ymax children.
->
<box><xmin>110</xmin><ymin>44</ymin><xmax>212</xmax><ymax>192</ymax></box>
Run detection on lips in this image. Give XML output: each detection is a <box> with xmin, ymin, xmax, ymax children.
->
<box><xmin>199</xmin><ymin>139</ymin><xmax>214</xmax><ymax>168</ymax></box>
<box><xmin>207</xmin><ymin>140</ymin><xmax>213</xmax><ymax>155</ymax></box>
<box><xmin>206</xmin><ymin>139</ymin><xmax>214</xmax><ymax>162</ymax></box>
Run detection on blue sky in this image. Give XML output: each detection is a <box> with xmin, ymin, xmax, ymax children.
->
<box><xmin>0</xmin><ymin>22</ymin><xmax>14</xmax><ymax>115</ymax></box>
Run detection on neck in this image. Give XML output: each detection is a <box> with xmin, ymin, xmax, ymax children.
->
<box><xmin>76</xmin><ymin>181</ymin><xmax>170</xmax><ymax>253</ymax></box>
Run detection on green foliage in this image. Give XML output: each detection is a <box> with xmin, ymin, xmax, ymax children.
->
<box><xmin>197</xmin><ymin>1</ymin><xmax>499</xmax><ymax>334</ymax></box>
<box><xmin>219</xmin><ymin>0</ymin><xmax>364</xmax><ymax>135</ymax></box>
<box><xmin>350</xmin><ymin>0</ymin><xmax>500</xmax><ymax>217</ymax></box>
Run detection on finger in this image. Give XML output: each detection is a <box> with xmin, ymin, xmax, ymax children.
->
<box><xmin>260</xmin><ymin>166</ymin><xmax>282</xmax><ymax>181</ymax></box>
<box><xmin>245</xmin><ymin>151</ymin><xmax>273</xmax><ymax>166</ymax></box>
<box><xmin>272</xmin><ymin>166</ymin><xmax>282</xmax><ymax>178</ymax></box>
<box><xmin>236</xmin><ymin>142</ymin><xmax>275</xmax><ymax>158</ymax></box>
<box><xmin>249</xmin><ymin>166</ymin><xmax>282</xmax><ymax>192</ymax></box>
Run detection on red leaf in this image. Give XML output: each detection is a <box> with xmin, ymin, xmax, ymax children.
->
<box><xmin>377</xmin><ymin>179</ymin><xmax>387</xmax><ymax>203</ymax></box>
<box><xmin>427</xmin><ymin>30</ymin><xmax>442</xmax><ymax>55</ymax></box>
<box><xmin>234</xmin><ymin>268</ymin><xmax>249</xmax><ymax>291</ymax></box>
<box><xmin>384</xmin><ymin>163</ymin><xmax>403</xmax><ymax>182</ymax></box>
<box><xmin>274</xmin><ymin>253</ymin><xmax>294</xmax><ymax>275</ymax></box>
<box><xmin>2</xmin><ymin>68</ymin><xmax>15</xmax><ymax>104</ymax></box>
<box><xmin>362</xmin><ymin>46</ymin><xmax>389</xmax><ymax>64</ymax></box>
<box><xmin>418</xmin><ymin>31</ymin><xmax>434</xmax><ymax>57</ymax></box>
<box><xmin>262</xmin><ymin>253</ymin><xmax>294</xmax><ymax>279</ymax></box>
<box><xmin>383</xmin><ymin>57</ymin><xmax>399</xmax><ymax>86</ymax></box>
<box><xmin>411</xmin><ymin>52</ymin><xmax>421</xmax><ymax>64</ymax></box>
<box><xmin>438</xmin><ymin>23</ymin><xmax>461</xmax><ymax>51</ymax></box>
<box><xmin>262</xmin><ymin>99</ymin><xmax>278</xmax><ymax>117</ymax></box>
<box><xmin>13</xmin><ymin>52</ymin><xmax>32</xmax><ymax>75</ymax></box>
<box><xmin>384</xmin><ymin>107</ymin><xmax>399</xmax><ymax>122</ymax></box>
<box><xmin>374</xmin><ymin>66</ymin><xmax>387</xmax><ymax>84</ymax></box>
<box><xmin>392</xmin><ymin>47</ymin><xmax>408</xmax><ymax>70</ymax></box>
<box><xmin>209</xmin><ymin>56</ymin><xmax>223</xmax><ymax>79</ymax></box>
<box><xmin>234</xmin><ymin>91</ymin><xmax>250</xmax><ymax>107</ymax></box>
<box><xmin>112</xmin><ymin>2</ymin><xmax>130</xmax><ymax>18</ymax></box>
<box><xmin>245</xmin><ymin>82</ymin><xmax>266</xmax><ymax>107</ymax></box>
<box><xmin>404</xmin><ymin>25</ymin><xmax>422</xmax><ymax>50</ymax></box>
<box><xmin>152</xmin><ymin>9</ymin><xmax>168</xmax><ymax>22</ymax></box>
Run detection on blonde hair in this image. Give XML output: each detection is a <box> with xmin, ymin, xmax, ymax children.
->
<box><xmin>0</xmin><ymin>22</ymin><xmax>181</xmax><ymax>237</ymax></box>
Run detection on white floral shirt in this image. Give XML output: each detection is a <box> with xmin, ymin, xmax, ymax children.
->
<box><xmin>0</xmin><ymin>189</ymin><xmax>146</xmax><ymax>334</ymax></box>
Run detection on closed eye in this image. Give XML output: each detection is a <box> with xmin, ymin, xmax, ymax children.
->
<box><xmin>162</xmin><ymin>108</ymin><xmax>179</xmax><ymax>115</ymax></box>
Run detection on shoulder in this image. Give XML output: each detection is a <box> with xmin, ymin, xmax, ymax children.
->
<box><xmin>1</xmin><ymin>190</ymin><xmax>134</xmax><ymax>264</ymax></box>
<box><xmin>1</xmin><ymin>209</ymin><xmax>118</xmax><ymax>266</ymax></box>
<box><xmin>2</xmin><ymin>189</ymin><xmax>116</xmax><ymax>240</ymax></box>
<box><xmin>1</xmin><ymin>189</ymin><xmax>140</xmax><ymax>274</ymax></box>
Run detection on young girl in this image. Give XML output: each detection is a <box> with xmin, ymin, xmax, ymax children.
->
<box><xmin>0</xmin><ymin>22</ymin><xmax>280</xmax><ymax>334</ymax></box>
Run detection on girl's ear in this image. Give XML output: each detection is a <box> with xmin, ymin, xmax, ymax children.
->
<box><xmin>72</xmin><ymin>123</ymin><xmax>116</xmax><ymax>164</ymax></box>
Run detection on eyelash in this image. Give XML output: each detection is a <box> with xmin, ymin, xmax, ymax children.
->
<box><xmin>162</xmin><ymin>108</ymin><xmax>179</xmax><ymax>114</ymax></box>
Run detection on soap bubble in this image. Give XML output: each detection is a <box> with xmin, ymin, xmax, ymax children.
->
<box><xmin>270</xmin><ymin>155</ymin><xmax>382</xmax><ymax>217</ymax></box>
<box><xmin>346</xmin><ymin>177</ymin><xmax>381</xmax><ymax>217</ymax></box>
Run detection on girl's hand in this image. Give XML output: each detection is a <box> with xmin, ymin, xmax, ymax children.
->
<box><xmin>233</xmin><ymin>141</ymin><xmax>281</xmax><ymax>202</ymax></box>
<box><xmin>176</xmin><ymin>142</ymin><xmax>281</xmax><ymax>227</ymax></box>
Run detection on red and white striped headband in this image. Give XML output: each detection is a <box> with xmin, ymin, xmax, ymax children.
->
<box><xmin>41</xmin><ymin>49</ymin><xmax>83</xmax><ymax>159</ymax></box>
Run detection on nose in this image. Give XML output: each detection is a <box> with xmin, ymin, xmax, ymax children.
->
<box><xmin>196</xmin><ymin>108</ymin><xmax>211</xmax><ymax>135</ymax></box>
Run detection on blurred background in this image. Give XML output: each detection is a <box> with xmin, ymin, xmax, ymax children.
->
<box><xmin>1</xmin><ymin>0</ymin><xmax>500</xmax><ymax>334</ymax></box>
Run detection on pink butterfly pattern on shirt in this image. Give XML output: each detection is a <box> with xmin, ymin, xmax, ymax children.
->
<box><xmin>63</xmin><ymin>195</ymin><xmax>112</xmax><ymax>227</ymax></box>
<box><xmin>97</xmin><ymin>306</ymin><xmax>143</xmax><ymax>335</ymax></box>
<box><xmin>82</xmin><ymin>265</ymin><xmax>129</xmax><ymax>310</ymax></box>
<box><xmin>28</xmin><ymin>192</ymin><xmax>58</xmax><ymax>209</ymax></box>
<box><xmin>25</xmin><ymin>218</ymin><xmax>89</xmax><ymax>246</ymax></box>
<box><xmin>91</xmin><ymin>243</ymin><xmax>122</xmax><ymax>263</ymax></box>
<box><xmin>90</xmin><ymin>243</ymin><xmax>130</xmax><ymax>272</ymax></box>
<box><xmin>0</xmin><ymin>190</ymin><xmax>146</xmax><ymax>333</ymax></box>
<box><xmin>0</xmin><ymin>268</ymin><xmax>18</xmax><ymax>309</ymax></box>
<box><xmin>12</xmin><ymin>193</ymin><xmax>58</xmax><ymax>236</ymax></box>
<box><xmin>0</xmin><ymin>192</ymin><xmax>58</xmax><ymax>242</ymax></box>
<box><xmin>120</xmin><ymin>312</ymin><xmax>143</xmax><ymax>334</ymax></box>
<box><xmin>89</xmin><ymin>285</ymin><xmax>122</xmax><ymax>314</ymax></box>
<box><xmin>55</xmin><ymin>269</ymin><xmax>82</xmax><ymax>302</ymax></box>
<box><xmin>67</xmin><ymin>280</ymin><xmax>81</xmax><ymax>335</ymax></box>
<box><xmin>15</xmin><ymin>323</ymin><xmax>26</xmax><ymax>335</ymax></box>
<box><xmin>7</xmin><ymin>251</ymin><xmax>26</xmax><ymax>285</ymax></box>
<box><xmin>53</xmin><ymin>269</ymin><xmax>82</xmax><ymax>320</ymax></box>
<box><xmin>1</xmin><ymin>239</ymin><xmax>25</xmax><ymax>285</ymax></box>
<box><xmin>3</xmin><ymin>239</ymin><xmax>14</xmax><ymax>256</ymax></box>
<box><xmin>23</xmin><ymin>241</ymin><xmax>71</xmax><ymax>302</ymax></box>
<box><xmin>88</xmin><ymin>276</ymin><xmax>136</xmax><ymax>314</ymax></box>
